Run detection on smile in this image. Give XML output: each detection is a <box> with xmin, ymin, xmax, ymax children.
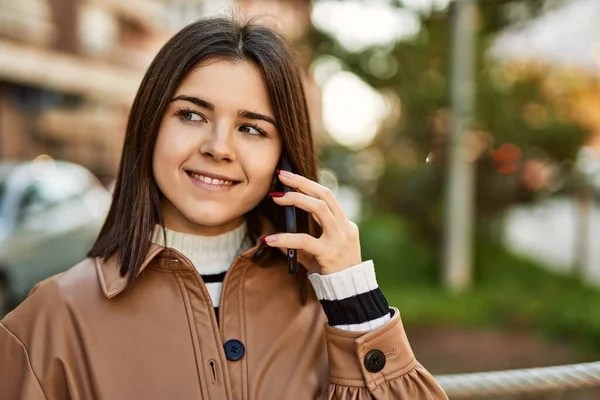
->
<box><xmin>186</xmin><ymin>171</ymin><xmax>239</xmax><ymax>191</ymax></box>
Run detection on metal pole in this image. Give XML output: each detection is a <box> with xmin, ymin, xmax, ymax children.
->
<box><xmin>443</xmin><ymin>0</ymin><xmax>477</xmax><ymax>291</ymax></box>
<box><xmin>573</xmin><ymin>164</ymin><xmax>591</xmax><ymax>278</ymax></box>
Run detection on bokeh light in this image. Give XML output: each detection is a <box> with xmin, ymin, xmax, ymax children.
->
<box><xmin>321</xmin><ymin>71</ymin><xmax>388</xmax><ymax>149</ymax></box>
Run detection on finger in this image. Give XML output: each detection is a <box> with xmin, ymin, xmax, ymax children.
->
<box><xmin>277</xmin><ymin>171</ymin><xmax>346</xmax><ymax>222</ymax></box>
<box><xmin>270</xmin><ymin>192</ymin><xmax>341</xmax><ymax>236</ymax></box>
<box><xmin>263</xmin><ymin>232</ymin><xmax>325</xmax><ymax>257</ymax></box>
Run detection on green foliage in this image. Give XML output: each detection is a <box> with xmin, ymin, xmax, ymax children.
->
<box><xmin>313</xmin><ymin>0</ymin><xmax>590</xmax><ymax>282</ymax></box>
<box><xmin>381</xmin><ymin>239</ymin><xmax>600</xmax><ymax>356</ymax></box>
<box><xmin>359</xmin><ymin>212</ymin><xmax>436</xmax><ymax>286</ymax></box>
<box><xmin>313</xmin><ymin>0</ymin><xmax>597</xmax><ymax>357</ymax></box>
<box><xmin>477</xmin><ymin>70</ymin><xmax>588</xmax><ymax>161</ymax></box>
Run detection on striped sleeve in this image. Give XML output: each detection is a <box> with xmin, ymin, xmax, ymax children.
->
<box><xmin>308</xmin><ymin>261</ymin><xmax>392</xmax><ymax>332</ymax></box>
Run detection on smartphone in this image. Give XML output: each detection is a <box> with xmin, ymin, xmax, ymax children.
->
<box><xmin>279</xmin><ymin>154</ymin><xmax>298</xmax><ymax>275</ymax></box>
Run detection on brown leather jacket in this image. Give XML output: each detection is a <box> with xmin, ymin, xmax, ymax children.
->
<box><xmin>0</xmin><ymin>240</ymin><xmax>448</xmax><ymax>399</ymax></box>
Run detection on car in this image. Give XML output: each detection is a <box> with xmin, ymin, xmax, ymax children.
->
<box><xmin>0</xmin><ymin>159</ymin><xmax>111</xmax><ymax>316</ymax></box>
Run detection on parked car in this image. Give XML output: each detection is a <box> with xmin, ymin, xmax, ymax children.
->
<box><xmin>0</xmin><ymin>159</ymin><xmax>111</xmax><ymax>316</ymax></box>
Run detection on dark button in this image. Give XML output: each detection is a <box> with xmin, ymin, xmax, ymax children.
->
<box><xmin>224</xmin><ymin>339</ymin><xmax>245</xmax><ymax>362</ymax></box>
<box><xmin>364</xmin><ymin>349</ymin><xmax>386</xmax><ymax>373</ymax></box>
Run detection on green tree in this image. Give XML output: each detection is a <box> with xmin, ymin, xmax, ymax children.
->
<box><xmin>311</xmin><ymin>0</ymin><xmax>588</xmax><ymax>285</ymax></box>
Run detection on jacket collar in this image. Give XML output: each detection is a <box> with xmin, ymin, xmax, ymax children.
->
<box><xmin>95</xmin><ymin>243</ymin><xmax>164</xmax><ymax>299</ymax></box>
<box><xmin>95</xmin><ymin>217</ymin><xmax>277</xmax><ymax>299</ymax></box>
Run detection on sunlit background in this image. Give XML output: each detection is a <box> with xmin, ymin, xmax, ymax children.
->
<box><xmin>3</xmin><ymin>0</ymin><xmax>600</xmax><ymax>398</ymax></box>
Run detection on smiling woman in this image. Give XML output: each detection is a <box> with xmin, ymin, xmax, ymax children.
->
<box><xmin>0</xmin><ymin>16</ymin><xmax>447</xmax><ymax>400</ymax></box>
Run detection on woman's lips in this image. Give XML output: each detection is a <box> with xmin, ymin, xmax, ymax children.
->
<box><xmin>186</xmin><ymin>171</ymin><xmax>238</xmax><ymax>191</ymax></box>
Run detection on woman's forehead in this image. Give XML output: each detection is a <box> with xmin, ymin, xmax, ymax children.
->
<box><xmin>175</xmin><ymin>60</ymin><xmax>274</xmax><ymax>116</ymax></box>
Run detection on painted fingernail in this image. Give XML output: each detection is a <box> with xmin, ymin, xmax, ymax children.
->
<box><xmin>276</xmin><ymin>169</ymin><xmax>294</xmax><ymax>178</ymax></box>
<box><xmin>269</xmin><ymin>192</ymin><xmax>285</xmax><ymax>198</ymax></box>
<box><xmin>263</xmin><ymin>235</ymin><xmax>277</xmax><ymax>243</ymax></box>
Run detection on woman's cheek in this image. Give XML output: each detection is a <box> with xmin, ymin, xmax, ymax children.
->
<box><xmin>249</xmin><ymin>174</ymin><xmax>272</xmax><ymax>199</ymax></box>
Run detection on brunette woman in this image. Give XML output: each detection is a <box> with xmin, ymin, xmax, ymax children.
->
<box><xmin>0</xmin><ymin>17</ymin><xmax>448</xmax><ymax>399</ymax></box>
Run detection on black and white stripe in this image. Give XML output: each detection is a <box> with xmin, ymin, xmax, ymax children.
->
<box><xmin>202</xmin><ymin>272</ymin><xmax>226</xmax><ymax>320</ymax></box>
<box><xmin>308</xmin><ymin>260</ymin><xmax>391</xmax><ymax>331</ymax></box>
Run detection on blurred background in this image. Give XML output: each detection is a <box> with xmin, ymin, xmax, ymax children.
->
<box><xmin>2</xmin><ymin>0</ymin><xmax>600</xmax><ymax>398</ymax></box>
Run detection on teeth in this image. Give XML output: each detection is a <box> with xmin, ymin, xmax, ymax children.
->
<box><xmin>190</xmin><ymin>172</ymin><xmax>233</xmax><ymax>186</ymax></box>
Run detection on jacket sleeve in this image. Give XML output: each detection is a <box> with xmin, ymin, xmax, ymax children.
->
<box><xmin>324</xmin><ymin>308</ymin><xmax>448</xmax><ymax>399</ymax></box>
<box><xmin>0</xmin><ymin>323</ymin><xmax>48</xmax><ymax>400</ymax></box>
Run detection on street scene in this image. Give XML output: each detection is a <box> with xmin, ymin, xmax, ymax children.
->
<box><xmin>2</xmin><ymin>0</ymin><xmax>600</xmax><ymax>398</ymax></box>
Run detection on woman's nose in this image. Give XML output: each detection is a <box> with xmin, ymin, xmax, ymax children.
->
<box><xmin>199</xmin><ymin>127</ymin><xmax>236</xmax><ymax>162</ymax></box>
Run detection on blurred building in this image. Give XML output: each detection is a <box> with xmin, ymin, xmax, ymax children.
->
<box><xmin>0</xmin><ymin>0</ymin><xmax>320</xmax><ymax>184</ymax></box>
<box><xmin>0</xmin><ymin>0</ymin><xmax>174</xmax><ymax>182</ymax></box>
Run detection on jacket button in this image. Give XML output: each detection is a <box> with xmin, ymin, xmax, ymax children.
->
<box><xmin>364</xmin><ymin>349</ymin><xmax>386</xmax><ymax>373</ymax></box>
<box><xmin>224</xmin><ymin>339</ymin><xmax>245</xmax><ymax>362</ymax></box>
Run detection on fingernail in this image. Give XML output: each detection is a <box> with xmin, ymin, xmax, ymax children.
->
<box><xmin>276</xmin><ymin>169</ymin><xmax>294</xmax><ymax>178</ymax></box>
<box><xmin>263</xmin><ymin>235</ymin><xmax>277</xmax><ymax>243</ymax></box>
<box><xmin>269</xmin><ymin>192</ymin><xmax>285</xmax><ymax>198</ymax></box>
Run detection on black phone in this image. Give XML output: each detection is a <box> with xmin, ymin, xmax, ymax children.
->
<box><xmin>279</xmin><ymin>154</ymin><xmax>298</xmax><ymax>275</ymax></box>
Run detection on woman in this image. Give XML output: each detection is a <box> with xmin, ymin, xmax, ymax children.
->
<box><xmin>0</xmin><ymin>17</ymin><xmax>448</xmax><ymax>399</ymax></box>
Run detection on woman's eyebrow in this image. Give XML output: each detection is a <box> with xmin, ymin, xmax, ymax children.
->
<box><xmin>171</xmin><ymin>95</ymin><xmax>276</xmax><ymax>127</ymax></box>
<box><xmin>239</xmin><ymin>110</ymin><xmax>276</xmax><ymax>127</ymax></box>
<box><xmin>171</xmin><ymin>95</ymin><xmax>214</xmax><ymax>111</ymax></box>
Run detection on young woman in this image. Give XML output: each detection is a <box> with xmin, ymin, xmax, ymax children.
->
<box><xmin>0</xmin><ymin>17</ymin><xmax>447</xmax><ymax>399</ymax></box>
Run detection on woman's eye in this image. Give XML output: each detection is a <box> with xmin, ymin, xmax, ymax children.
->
<box><xmin>177</xmin><ymin>109</ymin><xmax>204</xmax><ymax>122</ymax></box>
<box><xmin>240</xmin><ymin>124</ymin><xmax>264</xmax><ymax>136</ymax></box>
<box><xmin>183</xmin><ymin>111</ymin><xmax>202</xmax><ymax>121</ymax></box>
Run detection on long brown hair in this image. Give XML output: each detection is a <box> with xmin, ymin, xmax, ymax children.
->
<box><xmin>89</xmin><ymin>17</ymin><xmax>320</xmax><ymax>286</ymax></box>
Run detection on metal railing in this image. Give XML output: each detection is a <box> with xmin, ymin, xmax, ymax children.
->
<box><xmin>436</xmin><ymin>361</ymin><xmax>600</xmax><ymax>398</ymax></box>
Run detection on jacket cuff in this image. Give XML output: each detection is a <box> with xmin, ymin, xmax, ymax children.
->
<box><xmin>324</xmin><ymin>308</ymin><xmax>417</xmax><ymax>392</ymax></box>
<box><xmin>308</xmin><ymin>261</ymin><xmax>391</xmax><ymax>331</ymax></box>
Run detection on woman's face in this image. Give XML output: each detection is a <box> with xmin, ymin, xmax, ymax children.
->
<box><xmin>153</xmin><ymin>59</ymin><xmax>282</xmax><ymax>235</ymax></box>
